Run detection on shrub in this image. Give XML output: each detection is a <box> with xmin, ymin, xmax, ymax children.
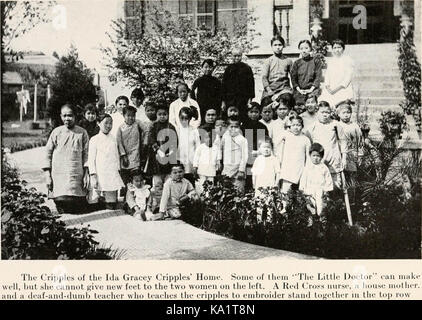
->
<box><xmin>1</xmin><ymin>153</ymin><xmax>115</xmax><ymax>260</ymax></box>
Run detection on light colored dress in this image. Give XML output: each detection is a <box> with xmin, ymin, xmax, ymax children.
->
<box><xmin>300</xmin><ymin>112</ymin><xmax>317</xmax><ymax>132</ymax></box>
<box><xmin>169</xmin><ymin>98</ymin><xmax>201</xmax><ymax>129</ymax></box>
<box><xmin>43</xmin><ymin>125</ymin><xmax>89</xmax><ymax>198</ymax></box>
<box><xmin>338</xmin><ymin>121</ymin><xmax>362</xmax><ymax>172</ymax></box>
<box><xmin>177</xmin><ymin>125</ymin><xmax>200</xmax><ymax>174</ymax></box>
<box><xmin>305</xmin><ymin>120</ymin><xmax>347</xmax><ymax>174</ymax></box>
<box><xmin>319</xmin><ymin>55</ymin><xmax>354</xmax><ymax>107</ymax></box>
<box><xmin>259</xmin><ymin>119</ymin><xmax>273</xmax><ymax>138</ymax></box>
<box><xmin>88</xmin><ymin>132</ymin><xmax>124</xmax><ymax>191</ymax></box>
<box><xmin>110</xmin><ymin>111</ymin><xmax>125</xmax><ymax>138</ymax></box>
<box><xmin>126</xmin><ymin>183</ymin><xmax>151</xmax><ymax>210</ymax></box>
<box><xmin>251</xmin><ymin>155</ymin><xmax>281</xmax><ymax>190</ymax></box>
<box><xmin>276</xmin><ymin>131</ymin><xmax>311</xmax><ymax>184</ymax></box>
<box><xmin>221</xmin><ymin>132</ymin><xmax>248</xmax><ymax>177</ymax></box>
<box><xmin>269</xmin><ymin>117</ymin><xmax>287</xmax><ymax>141</ymax></box>
<box><xmin>299</xmin><ymin>162</ymin><xmax>333</xmax><ymax>215</ymax></box>
<box><xmin>193</xmin><ymin>143</ymin><xmax>219</xmax><ymax>195</ymax></box>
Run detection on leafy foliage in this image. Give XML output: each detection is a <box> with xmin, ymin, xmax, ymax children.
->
<box><xmin>102</xmin><ymin>2</ymin><xmax>258</xmax><ymax>105</ymax></box>
<box><xmin>397</xmin><ymin>26</ymin><xmax>421</xmax><ymax>118</ymax></box>
<box><xmin>1</xmin><ymin>152</ymin><xmax>115</xmax><ymax>260</ymax></box>
<box><xmin>47</xmin><ymin>46</ymin><xmax>96</xmax><ymax>128</ymax></box>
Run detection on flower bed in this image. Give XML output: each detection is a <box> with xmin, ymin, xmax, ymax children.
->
<box><xmin>1</xmin><ymin>152</ymin><xmax>116</xmax><ymax>260</ymax></box>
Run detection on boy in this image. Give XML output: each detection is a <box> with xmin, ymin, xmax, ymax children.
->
<box><xmin>269</xmin><ymin>95</ymin><xmax>290</xmax><ymax>140</ymax></box>
<box><xmin>159</xmin><ymin>163</ymin><xmax>197</xmax><ymax>219</ymax></box>
<box><xmin>301</xmin><ymin>95</ymin><xmax>318</xmax><ymax>132</ymax></box>
<box><xmin>213</xmin><ymin>116</ymin><xmax>228</xmax><ymax>174</ymax></box>
<box><xmin>261</xmin><ymin>35</ymin><xmax>293</xmax><ymax>101</ymax></box>
<box><xmin>221</xmin><ymin>116</ymin><xmax>248</xmax><ymax>193</ymax></box>
<box><xmin>191</xmin><ymin>59</ymin><xmax>222</xmax><ymax>121</ymax></box>
<box><xmin>125</xmin><ymin>171</ymin><xmax>154</xmax><ymax>221</ymax></box>
<box><xmin>116</xmin><ymin>105</ymin><xmax>143</xmax><ymax>186</ymax></box>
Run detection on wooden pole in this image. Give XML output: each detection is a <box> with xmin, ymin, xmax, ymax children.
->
<box><xmin>34</xmin><ymin>82</ymin><xmax>38</xmax><ymax>122</ymax></box>
<box><xmin>334</xmin><ymin>126</ymin><xmax>353</xmax><ymax>226</ymax></box>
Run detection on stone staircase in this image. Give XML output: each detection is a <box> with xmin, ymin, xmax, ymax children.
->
<box><xmin>346</xmin><ymin>43</ymin><xmax>404</xmax><ymax>136</ymax></box>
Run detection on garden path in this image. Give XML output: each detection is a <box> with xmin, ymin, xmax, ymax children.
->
<box><xmin>8</xmin><ymin>147</ymin><xmax>314</xmax><ymax>260</ymax></box>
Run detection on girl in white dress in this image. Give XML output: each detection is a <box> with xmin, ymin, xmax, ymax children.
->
<box><xmin>176</xmin><ymin>107</ymin><xmax>201</xmax><ymax>184</ymax></box>
<box><xmin>319</xmin><ymin>39</ymin><xmax>354</xmax><ymax>108</ymax></box>
<box><xmin>275</xmin><ymin>115</ymin><xmax>311</xmax><ymax>193</ymax></box>
<box><xmin>88</xmin><ymin>114</ymin><xmax>124</xmax><ymax>210</ymax></box>
<box><xmin>299</xmin><ymin>143</ymin><xmax>333</xmax><ymax>216</ymax></box>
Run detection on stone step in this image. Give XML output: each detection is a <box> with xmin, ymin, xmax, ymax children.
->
<box><xmin>358</xmin><ymin>89</ymin><xmax>404</xmax><ymax>97</ymax></box>
<box><xmin>354</xmin><ymin>75</ymin><xmax>401</xmax><ymax>82</ymax></box>
<box><xmin>354</xmin><ymin>82</ymin><xmax>403</xmax><ymax>90</ymax></box>
<box><xmin>359</xmin><ymin>97</ymin><xmax>403</xmax><ymax>105</ymax></box>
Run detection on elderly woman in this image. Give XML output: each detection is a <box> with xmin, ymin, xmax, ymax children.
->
<box><xmin>319</xmin><ymin>39</ymin><xmax>354</xmax><ymax>108</ymax></box>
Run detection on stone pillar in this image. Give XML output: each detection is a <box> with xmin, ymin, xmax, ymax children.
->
<box><xmin>289</xmin><ymin>0</ymin><xmax>310</xmax><ymax>49</ymax></box>
<box><xmin>248</xmin><ymin>0</ymin><xmax>274</xmax><ymax>54</ymax></box>
<box><xmin>414</xmin><ymin>0</ymin><xmax>421</xmax><ymax>62</ymax></box>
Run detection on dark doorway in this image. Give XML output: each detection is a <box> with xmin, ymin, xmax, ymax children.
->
<box><xmin>324</xmin><ymin>0</ymin><xmax>401</xmax><ymax>44</ymax></box>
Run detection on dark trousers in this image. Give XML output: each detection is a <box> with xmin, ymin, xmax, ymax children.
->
<box><xmin>54</xmin><ymin>196</ymin><xmax>88</xmax><ymax>214</ymax></box>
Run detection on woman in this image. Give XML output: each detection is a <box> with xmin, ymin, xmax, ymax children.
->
<box><xmin>319</xmin><ymin>39</ymin><xmax>354</xmax><ymax>108</ymax></box>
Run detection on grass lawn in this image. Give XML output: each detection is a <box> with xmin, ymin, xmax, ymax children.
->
<box><xmin>1</xmin><ymin>120</ymin><xmax>49</xmax><ymax>152</ymax></box>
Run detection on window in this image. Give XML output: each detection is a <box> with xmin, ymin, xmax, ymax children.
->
<box><xmin>124</xmin><ymin>0</ymin><xmax>144</xmax><ymax>39</ymax></box>
<box><xmin>179</xmin><ymin>0</ymin><xmax>215</xmax><ymax>31</ymax></box>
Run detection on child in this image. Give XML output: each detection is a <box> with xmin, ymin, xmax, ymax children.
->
<box><xmin>336</xmin><ymin>100</ymin><xmax>362</xmax><ymax>185</ymax></box>
<box><xmin>169</xmin><ymin>83</ymin><xmax>201</xmax><ymax>129</ymax></box>
<box><xmin>304</xmin><ymin>101</ymin><xmax>347</xmax><ymax>189</ymax></box>
<box><xmin>191</xmin><ymin>59</ymin><xmax>222</xmax><ymax>121</ymax></box>
<box><xmin>159</xmin><ymin>163</ymin><xmax>197</xmax><ymax>219</ymax></box>
<box><xmin>270</xmin><ymin>95</ymin><xmax>290</xmax><ymax>153</ymax></box>
<box><xmin>176</xmin><ymin>107</ymin><xmax>200</xmax><ymax>184</ymax></box>
<box><xmin>193</xmin><ymin>130</ymin><xmax>219</xmax><ymax>195</ymax></box>
<box><xmin>144</xmin><ymin>101</ymin><xmax>157</xmax><ymax>123</ymax></box>
<box><xmin>199</xmin><ymin>108</ymin><xmax>217</xmax><ymax>132</ymax></box>
<box><xmin>259</xmin><ymin>102</ymin><xmax>274</xmax><ymax>136</ymax></box>
<box><xmin>110</xmin><ymin>95</ymin><xmax>129</xmax><ymax>137</ymax></box>
<box><xmin>78</xmin><ymin>103</ymin><xmax>99</xmax><ymax>138</ymax></box>
<box><xmin>226</xmin><ymin>105</ymin><xmax>240</xmax><ymax>120</ymax></box>
<box><xmin>116</xmin><ymin>105</ymin><xmax>143</xmax><ymax>186</ymax></box>
<box><xmin>126</xmin><ymin>172</ymin><xmax>154</xmax><ymax>221</ymax></box>
<box><xmin>149</xmin><ymin>105</ymin><xmax>178</xmax><ymax>211</ymax></box>
<box><xmin>221</xmin><ymin>116</ymin><xmax>248</xmax><ymax>194</ymax></box>
<box><xmin>261</xmin><ymin>35</ymin><xmax>293</xmax><ymax>101</ymax></box>
<box><xmin>213</xmin><ymin>117</ymin><xmax>228</xmax><ymax>174</ymax></box>
<box><xmin>43</xmin><ymin>104</ymin><xmax>89</xmax><ymax>214</ymax></box>
<box><xmin>291</xmin><ymin>40</ymin><xmax>322</xmax><ymax>106</ymax></box>
<box><xmin>131</xmin><ymin>88</ymin><xmax>148</xmax><ymax>123</ymax></box>
<box><xmin>242</xmin><ymin>102</ymin><xmax>269</xmax><ymax>189</ymax></box>
<box><xmin>251</xmin><ymin>138</ymin><xmax>281</xmax><ymax>196</ymax></box>
<box><xmin>88</xmin><ymin>113</ymin><xmax>124</xmax><ymax>210</ymax></box>
<box><xmin>299</xmin><ymin>143</ymin><xmax>333</xmax><ymax>216</ymax></box>
<box><xmin>301</xmin><ymin>95</ymin><xmax>318</xmax><ymax>132</ymax></box>
<box><xmin>276</xmin><ymin>115</ymin><xmax>311</xmax><ymax>193</ymax></box>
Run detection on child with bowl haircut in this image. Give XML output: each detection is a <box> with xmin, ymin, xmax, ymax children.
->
<box><xmin>78</xmin><ymin>103</ymin><xmax>99</xmax><ymax>138</ymax></box>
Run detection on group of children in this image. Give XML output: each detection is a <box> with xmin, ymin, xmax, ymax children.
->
<box><xmin>75</xmin><ymin>83</ymin><xmax>361</xmax><ymax>220</ymax></box>
<box><xmin>46</xmin><ymin>34</ymin><xmax>362</xmax><ymax>219</ymax></box>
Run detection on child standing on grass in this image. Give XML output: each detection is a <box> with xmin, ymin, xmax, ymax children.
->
<box><xmin>336</xmin><ymin>100</ymin><xmax>362</xmax><ymax>189</ymax></box>
<box><xmin>159</xmin><ymin>163</ymin><xmax>197</xmax><ymax>220</ymax></box>
<box><xmin>251</xmin><ymin>138</ymin><xmax>281</xmax><ymax>196</ymax></box>
<box><xmin>299</xmin><ymin>143</ymin><xmax>333</xmax><ymax>216</ymax></box>
<box><xmin>176</xmin><ymin>107</ymin><xmax>200</xmax><ymax>184</ymax></box>
<box><xmin>193</xmin><ymin>130</ymin><xmax>219</xmax><ymax>195</ymax></box>
<box><xmin>304</xmin><ymin>101</ymin><xmax>347</xmax><ymax>189</ymax></box>
<box><xmin>88</xmin><ymin>114</ymin><xmax>124</xmax><ymax>210</ymax></box>
<box><xmin>116</xmin><ymin>105</ymin><xmax>143</xmax><ymax>187</ymax></box>
<box><xmin>78</xmin><ymin>103</ymin><xmax>99</xmax><ymax>138</ymax></box>
<box><xmin>169</xmin><ymin>83</ymin><xmax>201</xmax><ymax>129</ymax></box>
<box><xmin>149</xmin><ymin>105</ymin><xmax>178</xmax><ymax>211</ymax></box>
<box><xmin>275</xmin><ymin>115</ymin><xmax>311</xmax><ymax>193</ymax></box>
<box><xmin>301</xmin><ymin>95</ymin><xmax>318</xmax><ymax>132</ymax></box>
<box><xmin>125</xmin><ymin>172</ymin><xmax>154</xmax><ymax>221</ymax></box>
<box><xmin>222</xmin><ymin>116</ymin><xmax>248</xmax><ymax>194</ymax></box>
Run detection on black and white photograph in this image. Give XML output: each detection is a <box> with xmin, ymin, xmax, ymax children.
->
<box><xmin>1</xmin><ymin>0</ymin><xmax>421</xmax><ymax>291</ymax></box>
